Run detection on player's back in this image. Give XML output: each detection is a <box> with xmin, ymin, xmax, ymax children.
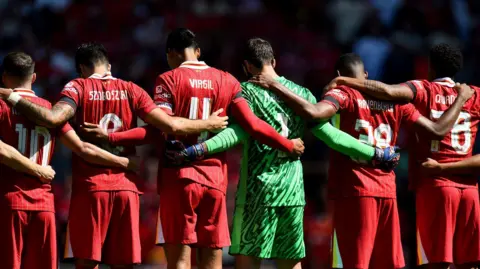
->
<box><xmin>154</xmin><ymin>61</ymin><xmax>241</xmax><ymax>193</ymax></box>
<box><xmin>325</xmin><ymin>86</ymin><xmax>420</xmax><ymax>199</ymax></box>
<box><xmin>408</xmin><ymin>79</ymin><xmax>480</xmax><ymax>189</ymax></box>
<box><xmin>0</xmin><ymin>89</ymin><xmax>57</xmax><ymax>212</ymax></box>
<box><xmin>60</xmin><ymin>73</ymin><xmax>154</xmax><ymax>193</ymax></box>
<box><xmin>237</xmin><ymin>77</ymin><xmax>315</xmax><ymax>207</ymax></box>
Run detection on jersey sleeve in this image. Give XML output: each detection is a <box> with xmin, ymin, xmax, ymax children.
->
<box><xmin>404</xmin><ymin>80</ymin><xmax>429</xmax><ymax>107</ymax></box>
<box><xmin>400</xmin><ymin>103</ymin><xmax>421</xmax><ymax>126</ymax></box>
<box><xmin>130</xmin><ymin>83</ymin><xmax>157</xmax><ymax>120</ymax></box>
<box><xmin>58</xmin><ymin>122</ymin><xmax>74</xmax><ymax>136</ymax></box>
<box><xmin>321</xmin><ymin>88</ymin><xmax>351</xmax><ymax>111</ymax></box>
<box><xmin>228</xmin><ymin>74</ymin><xmax>244</xmax><ymax>104</ymax></box>
<box><xmin>153</xmin><ymin>72</ymin><xmax>175</xmax><ymax>115</ymax></box>
<box><xmin>305</xmin><ymin>88</ymin><xmax>317</xmax><ymax>104</ymax></box>
<box><xmin>58</xmin><ymin>79</ymin><xmax>83</xmax><ymax>110</ymax></box>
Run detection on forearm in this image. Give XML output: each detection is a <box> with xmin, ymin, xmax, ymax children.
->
<box><xmin>268</xmin><ymin>82</ymin><xmax>328</xmax><ymax>120</ymax></box>
<box><xmin>204</xmin><ymin>124</ymin><xmax>248</xmax><ymax>154</ymax></box>
<box><xmin>311</xmin><ymin>121</ymin><xmax>375</xmax><ymax>160</ymax></box>
<box><xmin>431</xmin><ymin>96</ymin><xmax>468</xmax><ymax>136</ymax></box>
<box><xmin>0</xmin><ymin>142</ymin><xmax>44</xmax><ymax>177</ymax></box>
<box><xmin>438</xmin><ymin>155</ymin><xmax>480</xmax><ymax>175</ymax></box>
<box><xmin>145</xmin><ymin>108</ymin><xmax>214</xmax><ymax>135</ymax></box>
<box><xmin>109</xmin><ymin>126</ymin><xmax>158</xmax><ymax>146</ymax></box>
<box><xmin>338</xmin><ymin>77</ymin><xmax>413</xmax><ymax>102</ymax></box>
<box><xmin>77</xmin><ymin>142</ymin><xmax>130</xmax><ymax>169</ymax></box>
<box><xmin>231</xmin><ymin>101</ymin><xmax>293</xmax><ymax>152</ymax></box>
<box><xmin>14</xmin><ymin>98</ymin><xmax>67</xmax><ymax>128</ymax></box>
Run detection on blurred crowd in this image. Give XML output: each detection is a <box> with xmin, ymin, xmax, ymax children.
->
<box><xmin>1</xmin><ymin>0</ymin><xmax>480</xmax><ymax>267</ymax></box>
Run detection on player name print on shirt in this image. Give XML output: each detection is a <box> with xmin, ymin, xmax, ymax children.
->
<box><xmin>435</xmin><ymin>94</ymin><xmax>457</xmax><ymax>105</ymax></box>
<box><xmin>189</xmin><ymin>79</ymin><xmax>214</xmax><ymax>90</ymax></box>
<box><xmin>357</xmin><ymin>99</ymin><xmax>394</xmax><ymax>112</ymax></box>
<box><xmin>88</xmin><ymin>90</ymin><xmax>128</xmax><ymax>101</ymax></box>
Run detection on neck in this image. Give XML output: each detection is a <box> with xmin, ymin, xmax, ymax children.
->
<box><xmin>91</xmin><ymin>65</ymin><xmax>109</xmax><ymax>76</ymax></box>
<box><xmin>183</xmin><ymin>50</ymin><xmax>199</xmax><ymax>63</ymax></box>
<box><xmin>259</xmin><ymin>65</ymin><xmax>279</xmax><ymax>79</ymax></box>
<box><xmin>10</xmin><ymin>82</ymin><xmax>32</xmax><ymax>90</ymax></box>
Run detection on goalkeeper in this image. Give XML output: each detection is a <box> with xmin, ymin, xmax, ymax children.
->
<box><xmin>166</xmin><ymin>38</ymin><xmax>398</xmax><ymax>269</ymax></box>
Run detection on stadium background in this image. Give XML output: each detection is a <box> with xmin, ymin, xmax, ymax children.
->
<box><xmin>1</xmin><ymin>0</ymin><xmax>480</xmax><ymax>268</ymax></box>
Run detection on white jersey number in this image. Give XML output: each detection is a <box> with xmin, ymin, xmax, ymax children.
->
<box><xmin>188</xmin><ymin>97</ymin><xmax>212</xmax><ymax>143</ymax></box>
<box><xmin>354</xmin><ymin>119</ymin><xmax>392</xmax><ymax>148</ymax></box>
<box><xmin>430</xmin><ymin>110</ymin><xmax>471</xmax><ymax>154</ymax></box>
<box><xmin>99</xmin><ymin>113</ymin><xmax>124</xmax><ymax>155</ymax></box>
<box><xmin>15</xmin><ymin>124</ymin><xmax>52</xmax><ymax>166</ymax></box>
<box><xmin>277</xmin><ymin>113</ymin><xmax>290</xmax><ymax>158</ymax></box>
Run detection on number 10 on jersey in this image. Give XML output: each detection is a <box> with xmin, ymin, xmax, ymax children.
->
<box><xmin>15</xmin><ymin>124</ymin><xmax>52</xmax><ymax>166</ymax></box>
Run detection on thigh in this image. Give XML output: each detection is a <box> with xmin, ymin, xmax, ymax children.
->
<box><xmin>331</xmin><ymin>197</ymin><xmax>378</xmax><ymax>269</ymax></box>
<box><xmin>416</xmin><ymin>187</ymin><xmax>461</xmax><ymax>265</ymax></box>
<box><xmin>23</xmin><ymin>211</ymin><xmax>57</xmax><ymax>269</ymax></box>
<box><xmin>158</xmin><ymin>178</ymin><xmax>203</xmax><ymax>245</ymax></box>
<box><xmin>230</xmin><ymin>204</ymin><xmax>277</xmax><ymax>259</ymax></box>
<box><xmin>272</xmin><ymin>206</ymin><xmax>305</xmax><ymax>260</ymax></box>
<box><xmin>454</xmin><ymin>188</ymin><xmax>480</xmax><ymax>265</ymax></box>
<box><xmin>103</xmin><ymin>191</ymin><xmax>141</xmax><ymax>265</ymax></box>
<box><xmin>0</xmin><ymin>209</ymin><xmax>27</xmax><ymax>269</ymax></box>
<box><xmin>196</xmin><ymin>187</ymin><xmax>230</xmax><ymax>248</ymax></box>
<box><xmin>370</xmin><ymin>199</ymin><xmax>405</xmax><ymax>269</ymax></box>
<box><xmin>67</xmin><ymin>191</ymin><xmax>112</xmax><ymax>262</ymax></box>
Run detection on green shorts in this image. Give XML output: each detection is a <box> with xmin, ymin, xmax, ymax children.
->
<box><xmin>229</xmin><ymin>205</ymin><xmax>305</xmax><ymax>260</ymax></box>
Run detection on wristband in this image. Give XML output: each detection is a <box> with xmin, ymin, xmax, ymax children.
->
<box><xmin>7</xmin><ymin>92</ymin><xmax>22</xmax><ymax>106</ymax></box>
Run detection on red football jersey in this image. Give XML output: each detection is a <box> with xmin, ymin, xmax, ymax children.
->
<box><xmin>406</xmin><ymin>78</ymin><xmax>480</xmax><ymax>189</ymax></box>
<box><xmin>59</xmin><ymin>72</ymin><xmax>156</xmax><ymax>193</ymax></box>
<box><xmin>0</xmin><ymin>89</ymin><xmax>68</xmax><ymax>212</ymax></box>
<box><xmin>154</xmin><ymin>61</ymin><xmax>242</xmax><ymax>193</ymax></box>
<box><xmin>322</xmin><ymin>86</ymin><xmax>420</xmax><ymax>198</ymax></box>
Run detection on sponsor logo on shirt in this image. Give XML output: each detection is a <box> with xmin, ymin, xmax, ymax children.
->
<box><xmin>155</xmin><ymin>86</ymin><xmax>172</xmax><ymax>100</ymax></box>
<box><xmin>156</xmin><ymin>102</ymin><xmax>173</xmax><ymax>109</ymax></box>
<box><xmin>189</xmin><ymin>79</ymin><xmax>214</xmax><ymax>90</ymax></box>
<box><xmin>357</xmin><ymin>99</ymin><xmax>394</xmax><ymax>112</ymax></box>
<box><xmin>88</xmin><ymin>90</ymin><xmax>128</xmax><ymax>101</ymax></box>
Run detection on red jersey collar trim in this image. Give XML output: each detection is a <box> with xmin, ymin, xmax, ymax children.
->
<box><xmin>89</xmin><ymin>72</ymin><xmax>117</xmax><ymax>80</ymax></box>
<box><xmin>13</xmin><ymin>88</ymin><xmax>36</xmax><ymax>97</ymax></box>
<box><xmin>433</xmin><ymin>77</ymin><xmax>455</xmax><ymax>87</ymax></box>
<box><xmin>179</xmin><ymin>61</ymin><xmax>209</xmax><ymax>70</ymax></box>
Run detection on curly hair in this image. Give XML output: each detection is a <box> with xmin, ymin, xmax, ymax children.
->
<box><xmin>429</xmin><ymin>43</ymin><xmax>463</xmax><ymax>78</ymax></box>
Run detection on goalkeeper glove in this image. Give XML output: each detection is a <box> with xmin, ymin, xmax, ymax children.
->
<box><xmin>164</xmin><ymin>140</ymin><xmax>207</xmax><ymax>166</ymax></box>
<box><xmin>372</xmin><ymin>146</ymin><xmax>400</xmax><ymax>172</ymax></box>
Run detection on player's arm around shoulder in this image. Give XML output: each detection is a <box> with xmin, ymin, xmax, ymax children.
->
<box><xmin>413</xmin><ymin>83</ymin><xmax>474</xmax><ymax>138</ymax></box>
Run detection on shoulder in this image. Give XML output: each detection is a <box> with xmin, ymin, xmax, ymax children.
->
<box><xmin>62</xmin><ymin>78</ymin><xmax>85</xmax><ymax>93</ymax></box>
<box><xmin>407</xmin><ymin>79</ymin><xmax>431</xmax><ymax>91</ymax></box>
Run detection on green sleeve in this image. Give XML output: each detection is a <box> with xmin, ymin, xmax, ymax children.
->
<box><xmin>311</xmin><ymin>121</ymin><xmax>375</xmax><ymax>160</ymax></box>
<box><xmin>204</xmin><ymin>124</ymin><xmax>250</xmax><ymax>155</ymax></box>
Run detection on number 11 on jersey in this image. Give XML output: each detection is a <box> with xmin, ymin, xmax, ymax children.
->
<box><xmin>189</xmin><ymin>97</ymin><xmax>212</xmax><ymax>143</ymax></box>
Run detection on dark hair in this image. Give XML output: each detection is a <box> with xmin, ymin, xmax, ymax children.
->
<box><xmin>334</xmin><ymin>53</ymin><xmax>364</xmax><ymax>77</ymax></box>
<box><xmin>429</xmin><ymin>43</ymin><xmax>463</xmax><ymax>78</ymax></box>
<box><xmin>2</xmin><ymin>52</ymin><xmax>35</xmax><ymax>80</ymax></box>
<box><xmin>166</xmin><ymin>28</ymin><xmax>199</xmax><ymax>53</ymax></box>
<box><xmin>243</xmin><ymin>38</ymin><xmax>274</xmax><ymax>68</ymax></box>
<box><xmin>75</xmin><ymin>42</ymin><xmax>109</xmax><ymax>74</ymax></box>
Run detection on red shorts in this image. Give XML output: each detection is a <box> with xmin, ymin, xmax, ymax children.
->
<box><xmin>156</xmin><ymin>178</ymin><xmax>230</xmax><ymax>248</ymax></box>
<box><xmin>330</xmin><ymin>197</ymin><xmax>404</xmax><ymax>269</ymax></box>
<box><xmin>416</xmin><ymin>187</ymin><xmax>480</xmax><ymax>265</ymax></box>
<box><xmin>65</xmin><ymin>191</ymin><xmax>141</xmax><ymax>265</ymax></box>
<box><xmin>0</xmin><ymin>209</ymin><xmax>56</xmax><ymax>269</ymax></box>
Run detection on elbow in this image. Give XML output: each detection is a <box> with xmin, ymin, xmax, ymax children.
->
<box><xmin>73</xmin><ymin>143</ymin><xmax>91</xmax><ymax>160</ymax></box>
<box><xmin>430</xmin><ymin>128</ymin><xmax>447</xmax><ymax>139</ymax></box>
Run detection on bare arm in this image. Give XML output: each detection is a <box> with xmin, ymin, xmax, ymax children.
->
<box><xmin>60</xmin><ymin>130</ymin><xmax>132</xmax><ymax>169</ymax></box>
<box><xmin>329</xmin><ymin>76</ymin><xmax>415</xmax><ymax>102</ymax></box>
<box><xmin>423</xmin><ymin>157</ymin><xmax>480</xmax><ymax>176</ymax></box>
<box><xmin>144</xmin><ymin>107</ymin><xmax>228</xmax><ymax>135</ymax></box>
<box><xmin>413</xmin><ymin>83</ymin><xmax>473</xmax><ymax>138</ymax></box>
<box><xmin>0</xmin><ymin>140</ymin><xmax>55</xmax><ymax>180</ymax></box>
<box><xmin>249</xmin><ymin>77</ymin><xmax>337</xmax><ymax>121</ymax></box>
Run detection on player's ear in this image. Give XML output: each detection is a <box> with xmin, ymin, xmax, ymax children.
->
<box><xmin>31</xmin><ymin>73</ymin><xmax>37</xmax><ymax>84</ymax></box>
<box><xmin>364</xmin><ymin>71</ymin><xmax>368</xmax><ymax>79</ymax></box>
<box><xmin>272</xmin><ymin>59</ymin><xmax>276</xmax><ymax>68</ymax></box>
<box><xmin>107</xmin><ymin>64</ymin><xmax>112</xmax><ymax>72</ymax></box>
<box><xmin>336</xmin><ymin>70</ymin><xmax>341</xmax><ymax>77</ymax></box>
<box><xmin>195</xmin><ymin>48</ymin><xmax>201</xmax><ymax>59</ymax></box>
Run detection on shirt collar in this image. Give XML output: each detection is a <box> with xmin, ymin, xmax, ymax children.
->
<box><xmin>433</xmin><ymin>77</ymin><xmax>455</xmax><ymax>87</ymax></box>
<box><xmin>179</xmin><ymin>61</ymin><xmax>210</xmax><ymax>70</ymax></box>
<box><xmin>89</xmin><ymin>72</ymin><xmax>117</xmax><ymax>80</ymax></box>
<box><xmin>13</xmin><ymin>88</ymin><xmax>36</xmax><ymax>97</ymax></box>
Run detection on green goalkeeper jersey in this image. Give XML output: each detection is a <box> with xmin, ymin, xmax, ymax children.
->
<box><xmin>237</xmin><ymin>77</ymin><xmax>316</xmax><ymax>207</ymax></box>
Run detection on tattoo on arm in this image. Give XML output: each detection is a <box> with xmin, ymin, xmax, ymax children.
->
<box><xmin>15</xmin><ymin>99</ymin><xmax>75</xmax><ymax>128</ymax></box>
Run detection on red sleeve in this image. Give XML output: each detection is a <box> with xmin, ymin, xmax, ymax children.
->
<box><xmin>230</xmin><ymin>99</ymin><xmax>294</xmax><ymax>153</ymax></box>
<box><xmin>58</xmin><ymin>122</ymin><xmax>73</xmax><ymax>136</ymax></box>
<box><xmin>108</xmin><ymin>125</ymin><xmax>160</xmax><ymax>146</ymax></box>
<box><xmin>400</xmin><ymin>103</ymin><xmax>421</xmax><ymax>126</ymax></box>
<box><xmin>153</xmin><ymin>72</ymin><xmax>175</xmax><ymax>115</ymax></box>
<box><xmin>58</xmin><ymin>79</ymin><xmax>83</xmax><ymax>110</ymax></box>
<box><xmin>321</xmin><ymin>88</ymin><xmax>351</xmax><ymax>111</ymax></box>
<box><xmin>405</xmin><ymin>80</ymin><xmax>429</xmax><ymax>108</ymax></box>
<box><xmin>227</xmin><ymin>74</ymin><xmax>244</xmax><ymax>104</ymax></box>
<box><xmin>130</xmin><ymin>83</ymin><xmax>157</xmax><ymax>120</ymax></box>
